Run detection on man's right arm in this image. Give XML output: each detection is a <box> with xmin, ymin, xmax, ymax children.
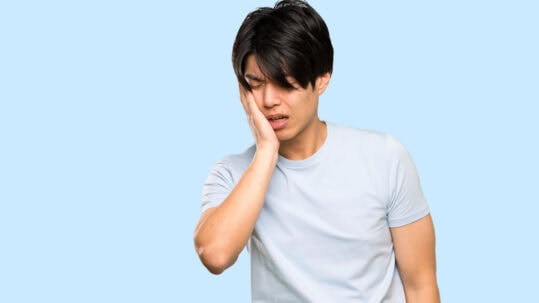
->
<box><xmin>193</xmin><ymin>87</ymin><xmax>279</xmax><ymax>274</ymax></box>
<box><xmin>194</xmin><ymin>148</ymin><xmax>277</xmax><ymax>274</ymax></box>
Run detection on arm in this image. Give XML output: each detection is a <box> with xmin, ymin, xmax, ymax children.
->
<box><xmin>390</xmin><ymin>214</ymin><xmax>441</xmax><ymax>303</ymax></box>
<box><xmin>193</xmin><ymin>87</ymin><xmax>279</xmax><ymax>275</ymax></box>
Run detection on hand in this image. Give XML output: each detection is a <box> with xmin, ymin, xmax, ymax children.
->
<box><xmin>239</xmin><ymin>84</ymin><xmax>280</xmax><ymax>154</ymax></box>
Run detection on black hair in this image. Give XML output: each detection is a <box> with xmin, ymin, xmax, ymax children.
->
<box><xmin>232</xmin><ymin>0</ymin><xmax>333</xmax><ymax>91</ymax></box>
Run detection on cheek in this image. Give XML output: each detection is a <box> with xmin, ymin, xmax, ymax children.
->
<box><xmin>293</xmin><ymin>95</ymin><xmax>317</xmax><ymax>113</ymax></box>
<box><xmin>250</xmin><ymin>91</ymin><xmax>264</xmax><ymax>106</ymax></box>
<box><xmin>255</xmin><ymin>98</ymin><xmax>266</xmax><ymax>110</ymax></box>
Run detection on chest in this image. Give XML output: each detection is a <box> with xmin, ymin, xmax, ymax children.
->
<box><xmin>256</xmin><ymin>158</ymin><xmax>392</xmax><ymax>258</ymax></box>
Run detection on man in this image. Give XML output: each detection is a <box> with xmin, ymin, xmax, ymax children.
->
<box><xmin>194</xmin><ymin>1</ymin><xmax>440</xmax><ymax>302</ymax></box>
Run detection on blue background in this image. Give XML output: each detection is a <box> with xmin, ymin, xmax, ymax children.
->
<box><xmin>1</xmin><ymin>1</ymin><xmax>537</xmax><ymax>302</ymax></box>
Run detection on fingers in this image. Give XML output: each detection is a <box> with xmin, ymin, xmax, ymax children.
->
<box><xmin>244</xmin><ymin>91</ymin><xmax>266</xmax><ymax>124</ymax></box>
<box><xmin>238</xmin><ymin>84</ymin><xmax>258</xmax><ymax>136</ymax></box>
<box><xmin>239</xmin><ymin>84</ymin><xmax>262</xmax><ymax>120</ymax></box>
<box><xmin>237</xmin><ymin>83</ymin><xmax>279</xmax><ymax>151</ymax></box>
<box><xmin>238</xmin><ymin>84</ymin><xmax>251</xmax><ymax>115</ymax></box>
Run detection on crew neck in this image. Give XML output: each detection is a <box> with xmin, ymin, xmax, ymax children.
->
<box><xmin>277</xmin><ymin>122</ymin><xmax>333</xmax><ymax>169</ymax></box>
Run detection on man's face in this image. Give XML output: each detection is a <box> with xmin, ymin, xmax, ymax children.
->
<box><xmin>243</xmin><ymin>55</ymin><xmax>329</xmax><ymax>144</ymax></box>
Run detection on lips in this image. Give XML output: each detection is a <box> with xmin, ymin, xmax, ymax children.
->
<box><xmin>266</xmin><ymin>114</ymin><xmax>289</xmax><ymax>130</ymax></box>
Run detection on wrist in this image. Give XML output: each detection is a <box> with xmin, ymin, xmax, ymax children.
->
<box><xmin>253</xmin><ymin>145</ymin><xmax>279</xmax><ymax>167</ymax></box>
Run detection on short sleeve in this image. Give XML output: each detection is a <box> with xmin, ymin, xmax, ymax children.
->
<box><xmin>386</xmin><ymin>135</ymin><xmax>430</xmax><ymax>227</ymax></box>
<box><xmin>201</xmin><ymin>160</ymin><xmax>235</xmax><ymax>213</ymax></box>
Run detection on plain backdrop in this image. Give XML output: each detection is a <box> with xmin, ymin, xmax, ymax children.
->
<box><xmin>1</xmin><ymin>1</ymin><xmax>537</xmax><ymax>302</ymax></box>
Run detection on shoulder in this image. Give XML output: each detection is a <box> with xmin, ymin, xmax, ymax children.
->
<box><xmin>326</xmin><ymin>122</ymin><xmax>414</xmax><ymax>168</ymax></box>
<box><xmin>213</xmin><ymin>145</ymin><xmax>256</xmax><ymax>176</ymax></box>
<box><xmin>327</xmin><ymin>122</ymin><xmax>393</xmax><ymax>150</ymax></box>
<box><xmin>202</xmin><ymin>145</ymin><xmax>255</xmax><ymax>204</ymax></box>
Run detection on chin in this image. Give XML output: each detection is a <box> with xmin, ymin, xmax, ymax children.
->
<box><xmin>276</xmin><ymin>131</ymin><xmax>296</xmax><ymax>143</ymax></box>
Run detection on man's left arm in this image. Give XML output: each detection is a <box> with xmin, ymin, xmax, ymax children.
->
<box><xmin>390</xmin><ymin>214</ymin><xmax>441</xmax><ymax>303</ymax></box>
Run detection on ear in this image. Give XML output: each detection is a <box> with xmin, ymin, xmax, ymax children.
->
<box><xmin>315</xmin><ymin>72</ymin><xmax>331</xmax><ymax>95</ymax></box>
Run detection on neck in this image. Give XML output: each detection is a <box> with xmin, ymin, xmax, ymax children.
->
<box><xmin>279</xmin><ymin>119</ymin><xmax>327</xmax><ymax>160</ymax></box>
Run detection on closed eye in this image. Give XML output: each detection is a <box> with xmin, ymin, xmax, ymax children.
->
<box><xmin>245</xmin><ymin>74</ymin><xmax>266</xmax><ymax>89</ymax></box>
<box><xmin>249</xmin><ymin>81</ymin><xmax>264</xmax><ymax>89</ymax></box>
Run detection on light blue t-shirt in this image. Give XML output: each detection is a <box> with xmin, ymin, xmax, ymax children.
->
<box><xmin>202</xmin><ymin>122</ymin><xmax>430</xmax><ymax>303</ymax></box>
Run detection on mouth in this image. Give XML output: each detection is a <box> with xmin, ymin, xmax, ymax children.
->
<box><xmin>266</xmin><ymin>114</ymin><xmax>289</xmax><ymax>130</ymax></box>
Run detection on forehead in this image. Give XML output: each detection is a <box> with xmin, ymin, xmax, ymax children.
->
<box><xmin>244</xmin><ymin>55</ymin><xmax>264</xmax><ymax>78</ymax></box>
<box><xmin>242</xmin><ymin>54</ymin><xmax>301</xmax><ymax>89</ymax></box>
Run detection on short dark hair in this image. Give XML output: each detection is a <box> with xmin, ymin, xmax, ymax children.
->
<box><xmin>232</xmin><ymin>0</ymin><xmax>333</xmax><ymax>91</ymax></box>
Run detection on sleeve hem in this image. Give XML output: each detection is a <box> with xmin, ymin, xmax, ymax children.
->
<box><xmin>388</xmin><ymin>207</ymin><xmax>430</xmax><ymax>228</ymax></box>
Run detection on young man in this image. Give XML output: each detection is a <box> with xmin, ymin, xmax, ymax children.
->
<box><xmin>194</xmin><ymin>1</ymin><xmax>440</xmax><ymax>302</ymax></box>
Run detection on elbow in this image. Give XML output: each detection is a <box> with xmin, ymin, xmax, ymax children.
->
<box><xmin>203</xmin><ymin>257</ymin><xmax>229</xmax><ymax>275</ymax></box>
<box><xmin>195</xmin><ymin>243</ymin><xmax>238</xmax><ymax>275</ymax></box>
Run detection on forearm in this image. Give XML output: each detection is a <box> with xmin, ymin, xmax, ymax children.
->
<box><xmin>194</xmin><ymin>148</ymin><xmax>277</xmax><ymax>274</ymax></box>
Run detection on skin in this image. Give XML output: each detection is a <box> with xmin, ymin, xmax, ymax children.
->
<box><xmin>391</xmin><ymin>215</ymin><xmax>441</xmax><ymax>302</ymax></box>
<box><xmin>242</xmin><ymin>55</ymin><xmax>330</xmax><ymax>160</ymax></box>
<box><xmin>194</xmin><ymin>55</ymin><xmax>440</xmax><ymax>302</ymax></box>
<box><xmin>193</xmin><ymin>55</ymin><xmax>330</xmax><ymax>274</ymax></box>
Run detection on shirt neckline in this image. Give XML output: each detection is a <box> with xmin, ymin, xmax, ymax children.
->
<box><xmin>277</xmin><ymin>121</ymin><xmax>333</xmax><ymax>169</ymax></box>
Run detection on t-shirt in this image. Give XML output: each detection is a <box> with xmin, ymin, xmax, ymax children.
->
<box><xmin>202</xmin><ymin>122</ymin><xmax>430</xmax><ymax>302</ymax></box>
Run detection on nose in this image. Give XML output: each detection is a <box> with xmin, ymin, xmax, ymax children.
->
<box><xmin>261</xmin><ymin>82</ymin><xmax>282</xmax><ymax>108</ymax></box>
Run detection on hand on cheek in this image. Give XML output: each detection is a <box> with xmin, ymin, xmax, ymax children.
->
<box><xmin>239</xmin><ymin>84</ymin><xmax>279</xmax><ymax>153</ymax></box>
